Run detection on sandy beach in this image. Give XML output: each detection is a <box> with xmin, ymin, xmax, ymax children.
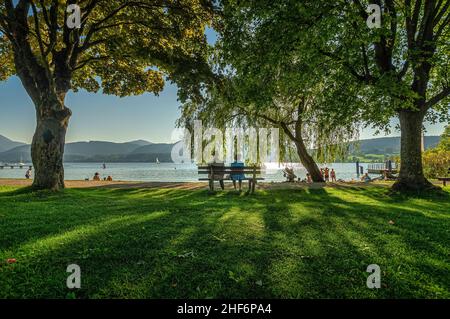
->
<box><xmin>0</xmin><ymin>178</ymin><xmax>397</xmax><ymax>190</ymax></box>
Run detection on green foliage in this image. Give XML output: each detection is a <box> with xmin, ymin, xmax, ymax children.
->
<box><xmin>423</xmin><ymin>148</ymin><xmax>450</xmax><ymax>179</ymax></box>
<box><xmin>437</xmin><ymin>125</ymin><xmax>450</xmax><ymax>151</ymax></box>
<box><xmin>180</xmin><ymin>0</ymin><xmax>365</xmax><ymax>164</ymax></box>
<box><xmin>0</xmin><ymin>185</ymin><xmax>449</xmax><ymax>298</ymax></box>
<box><xmin>0</xmin><ymin>0</ymin><xmax>215</xmax><ymax>98</ymax></box>
<box><xmin>423</xmin><ymin>125</ymin><xmax>450</xmax><ymax>178</ymax></box>
<box><xmin>0</xmin><ymin>39</ymin><xmax>13</xmax><ymax>81</ymax></box>
<box><xmin>310</xmin><ymin>0</ymin><xmax>450</xmax><ymax>124</ymax></box>
<box><xmin>213</xmin><ymin>1</ymin><xmax>450</xmax><ymax>128</ymax></box>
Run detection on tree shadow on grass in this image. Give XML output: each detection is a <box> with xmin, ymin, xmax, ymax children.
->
<box><xmin>0</xmin><ymin>186</ymin><xmax>448</xmax><ymax>298</ymax></box>
<box><xmin>0</xmin><ymin>186</ymin><xmax>62</xmax><ymax>197</ymax></box>
<box><xmin>0</xmin><ymin>187</ymin><xmax>208</xmax><ymax>253</ymax></box>
<box><xmin>278</xmin><ymin>188</ymin><xmax>450</xmax><ymax>297</ymax></box>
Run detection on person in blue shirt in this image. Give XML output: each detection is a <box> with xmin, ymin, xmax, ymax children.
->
<box><xmin>230</xmin><ymin>154</ymin><xmax>245</xmax><ymax>191</ymax></box>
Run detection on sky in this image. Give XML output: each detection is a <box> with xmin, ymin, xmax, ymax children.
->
<box><xmin>0</xmin><ymin>29</ymin><xmax>447</xmax><ymax>144</ymax></box>
<box><xmin>0</xmin><ymin>75</ymin><xmax>447</xmax><ymax>145</ymax></box>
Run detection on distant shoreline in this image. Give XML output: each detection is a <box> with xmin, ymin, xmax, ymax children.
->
<box><xmin>1</xmin><ymin>135</ymin><xmax>442</xmax><ymax>164</ymax></box>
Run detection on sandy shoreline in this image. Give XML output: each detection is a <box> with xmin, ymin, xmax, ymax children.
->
<box><xmin>0</xmin><ymin>178</ymin><xmax>208</xmax><ymax>190</ymax></box>
<box><xmin>0</xmin><ymin>178</ymin><xmax>397</xmax><ymax>190</ymax></box>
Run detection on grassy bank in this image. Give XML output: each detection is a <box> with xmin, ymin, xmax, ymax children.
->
<box><xmin>0</xmin><ymin>184</ymin><xmax>449</xmax><ymax>298</ymax></box>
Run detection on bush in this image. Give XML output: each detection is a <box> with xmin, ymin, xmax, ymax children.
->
<box><xmin>423</xmin><ymin>148</ymin><xmax>450</xmax><ymax>179</ymax></box>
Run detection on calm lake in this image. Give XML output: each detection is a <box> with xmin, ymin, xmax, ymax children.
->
<box><xmin>0</xmin><ymin>162</ymin><xmax>377</xmax><ymax>182</ymax></box>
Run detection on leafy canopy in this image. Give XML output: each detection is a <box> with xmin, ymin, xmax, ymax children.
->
<box><xmin>0</xmin><ymin>0</ymin><xmax>215</xmax><ymax>98</ymax></box>
<box><xmin>179</xmin><ymin>0</ymin><xmax>365</xmax><ymax>163</ymax></box>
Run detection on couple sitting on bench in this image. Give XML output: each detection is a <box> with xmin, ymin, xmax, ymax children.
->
<box><xmin>208</xmin><ymin>155</ymin><xmax>247</xmax><ymax>191</ymax></box>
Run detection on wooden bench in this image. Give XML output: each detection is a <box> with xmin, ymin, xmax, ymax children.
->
<box><xmin>437</xmin><ymin>177</ymin><xmax>450</xmax><ymax>186</ymax></box>
<box><xmin>198</xmin><ymin>165</ymin><xmax>264</xmax><ymax>193</ymax></box>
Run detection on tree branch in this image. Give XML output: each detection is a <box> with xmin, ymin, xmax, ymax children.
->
<box><xmin>425</xmin><ymin>87</ymin><xmax>450</xmax><ymax>109</ymax></box>
<box><xmin>319</xmin><ymin>48</ymin><xmax>373</xmax><ymax>84</ymax></box>
<box><xmin>30</xmin><ymin>1</ymin><xmax>47</xmax><ymax>62</ymax></box>
<box><xmin>72</xmin><ymin>54</ymin><xmax>110</xmax><ymax>71</ymax></box>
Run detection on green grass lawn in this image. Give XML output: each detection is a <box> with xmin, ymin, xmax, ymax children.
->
<box><xmin>0</xmin><ymin>184</ymin><xmax>449</xmax><ymax>299</ymax></box>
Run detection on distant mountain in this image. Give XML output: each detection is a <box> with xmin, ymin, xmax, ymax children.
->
<box><xmin>65</xmin><ymin>141</ymin><xmax>144</xmax><ymax>157</ymax></box>
<box><xmin>125</xmin><ymin>143</ymin><xmax>175</xmax><ymax>162</ymax></box>
<box><xmin>0</xmin><ymin>134</ymin><xmax>441</xmax><ymax>163</ymax></box>
<box><xmin>128</xmin><ymin>140</ymin><xmax>153</xmax><ymax>146</ymax></box>
<box><xmin>0</xmin><ymin>136</ymin><xmax>175</xmax><ymax>163</ymax></box>
<box><xmin>0</xmin><ymin>134</ymin><xmax>26</xmax><ymax>153</ymax></box>
<box><xmin>0</xmin><ymin>145</ymin><xmax>30</xmax><ymax>162</ymax></box>
<box><xmin>130</xmin><ymin>143</ymin><xmax>174</xmax><ymax>154</ymax></box>
<box><xmin>350</xmin><ymin>136</ymin><xmax>440</xmax><ymax>155</ymax></box>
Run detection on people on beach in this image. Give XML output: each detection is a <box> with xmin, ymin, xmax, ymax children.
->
<box><xmin>107</xmin><ymin>176</ymin><xmax>113</xmax><ymax>182</ymax></box>
<box><xmin>93</xmin><ymin>172</ymin><xmax>101</xmax><ymax>181</ymax></box>
<box><xmin>25</xmin><ymin>167</ymin><xmax>32</xmax><ymax>179</ymax></box>
<box><xmin>330</xmin><ymin>169</ymin><xmax>336</xmax><ymax>182</ymax></box>
<box><xmin>283</xmin><ymin>166</ymin><xmax>297</xmax><ymax>182</ymax></box>
<box><xmin>230</xmin><ymin>154</ymin><xmax>245</xmax><ymax>191</ymax></box>
<box><xmin>324</xmin><ymin>167</ymin><xmax>330</xmax><ymax>182</ymax></box>
<box><xmin>361</xmin><ymin>173</ymin><xmax>371</xmax><ymax>182</ymax></box>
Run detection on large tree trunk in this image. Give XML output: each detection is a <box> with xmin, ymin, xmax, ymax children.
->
<box><xmin>295</xmin><ymin>138</ymin><xmax>325</xmax><ymax>183</ymax></box>
<box><xmin>392</xmin><ymin>109</ymin><xmax>434</xmax><ymax>192</ymax></box>
<box><xmin>31</xmin><ymin>99</ymin><xmax>72</xmax><ymax>191</ymax></box>
<box><xmin>7</xmin><ymin>2</ymin><xmax>75</xmax><ymax>191</ymax></box>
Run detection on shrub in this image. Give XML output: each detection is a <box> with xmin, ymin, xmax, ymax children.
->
<box><xmin>423</xmin><ymin>148</ymin><xmax>450</xmax><ymax>179</ymax></box>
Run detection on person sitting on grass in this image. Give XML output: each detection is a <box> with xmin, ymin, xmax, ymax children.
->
<box><xmin>25</xmin><ymin>167</ymin><xmax>32</xmax><ymax>179</ymax></box>
<box><xmin>361</xmin><ymin>173</ymin><xmax>371</xmax><ymax>182</ymax></box>
<box><xmin>283</xmin><ymin>166</ymin><xmax>297</xmax><ymax>182</ymax></box>
<box><xmin>93</xmin><ymin>172</ymin><xmax>101</xmax><ymax>181</ymax></box>
<box><xmin>306</xmin><ymin>173</ymin><xmax>312</xmax><ymax>183</ymax></box>
<box><xmin>230</xmin><ymin>154</ymin><xmax>245</xmax><ymax>191</ymax></box>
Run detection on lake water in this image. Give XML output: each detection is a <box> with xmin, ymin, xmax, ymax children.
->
<box><xmin>0</xmin><ymin>162</ymin><xmax>378</xmax><ymax>182</ymax></box>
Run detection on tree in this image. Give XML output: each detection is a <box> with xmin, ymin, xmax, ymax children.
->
<box><xmin>304</xmin><ymin>0</ymin><xmax>450</xmax><ymax>191</ymax></box>
<box><xmin>0</xmin><ymin>0</ymin><xmax>214</xmax><ymax>190</ymax></box>
<box><xmin>211</xmin><ymin>0</ymin><xmax>449</xmax><ymax>192</ymax></box>
<box><xmin>185</xmin><ymin>76</ymin><xmax>362</xmax><ymax>182</ymax></box>
<box><xmin>179</xmin><ymin>0</ymin><xmax>362</xmax><ymax>182</ymax></box>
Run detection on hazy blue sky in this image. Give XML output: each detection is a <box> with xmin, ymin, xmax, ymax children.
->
<box><xmin>0</xmin><ymin>28</ymin><xmax>447</xmax><ymax>144</ymax></box>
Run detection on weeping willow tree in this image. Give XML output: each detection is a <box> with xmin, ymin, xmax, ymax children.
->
<box><xmin>178</xmin><ymin>66</ymin><xmax>363</xmax><ymax>182</ymax></box>
<box><xmin>177</xmin><ymin>0</ymin><xmax>364</xmax><ymax>181</ymax></box>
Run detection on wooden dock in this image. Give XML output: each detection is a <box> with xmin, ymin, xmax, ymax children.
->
<box><xmin>367</xmin><ymin>163</ymin><xmax>398</xmax><ymax>175</ymax></box>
